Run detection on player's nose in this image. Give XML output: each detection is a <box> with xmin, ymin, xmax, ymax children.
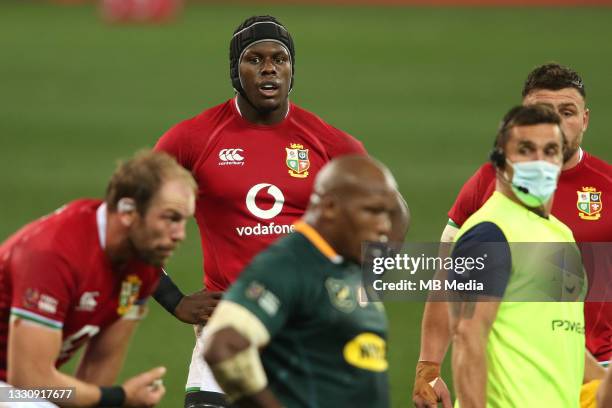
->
<box><xmin>261</xmin><ymin>56</ymin><xmax>277</xmax><ymax>75</ymax></box>
<box><xmin>534</xmin><ymin>149</ymin><xmax>548</xmax><ymax>161</ymax></box>
<box><xmin>170</xmin><ymin>222</ymin><xmax>187</xmax><ymax>242</ymax></box>
<box><xmin>376</xmin><ymin>214</ymin><xmax>392</xmax><ymax>238</ymax></box>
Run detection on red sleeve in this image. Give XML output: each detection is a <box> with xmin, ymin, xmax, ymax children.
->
<box><xmin>136</xmin><ymin>268</ymin><xmax>162</xmax><ymax>304</ymax></box>
<box><xmin>9</xmin><ymin>248</ymin><xmax>75</xmax><ymax>330</ymax></box>
<box><xmin>448</xmin><ymin>163</ymin><xmax>495</xmax><ymax>228</ymax></box>
<box><xmin>326</xmin><ymin>126</ymin><xmax>367</xmax><ymax>157</ymax></box>
<box><xmin>154</xmin><ymin>120</ymin><xmax>196</xmax><ymax>171</ymax></box>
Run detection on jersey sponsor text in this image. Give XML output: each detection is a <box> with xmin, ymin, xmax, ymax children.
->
<box><xmin>236</xmin><ymin>222</ymin><xmax>295</xmax><ymax>237</ymax></box>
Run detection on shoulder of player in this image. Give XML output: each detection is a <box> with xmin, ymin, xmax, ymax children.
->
<box><xmin>32</xmin><ymin>199</ymin><xmax>101</xmax><ymax>261</ymax></box>
<box><xmin>472</xmin><ymin>162</ymin><xmax>496</xmax><ymax>182</ymax></box>
<box><xmin>582</xmin><ymin>151</ymin><xmax>612</xmax><ymax>183</ymax></box>
<box><xmin>457</xmin><ymin>162</ymin><xmax>496</xmax><ymax>193</ymax></box>
<box><xmin>290</xmin><ymin>103</ymin><xmax>364</xmax><ymax>152</ymax></box>
<box><xmin>245</xmin><ymin>233</ymin><xmax>325</xmax><ymax>278</ymax></box>
<box><xmin>549</xmin><ymin>214</ymin><xmax>576</xmax><ymax>239</ymax></box>
<box><xmin>457</xmin><ymin>221</ymin><xmax>507</xmax><ymax>243</ymax></box>
<box><xmin>479</xmin><ymin>162</ymin><xmax>496</xmax><ymax>175</ymax></box>
<box><xmin>289</xmin><ymin>104</ymin><xmax>336</xmax><ymax>134</ymax></box>
<box><xmin>57</xmin><ymin>198</ymin><xmax>100</xmax><ymax>228</ymax></box>
<box><xmin>161</xmin><ymin>100</ymin><xmax>234</xmax><ymax>142</ymax></box>
<box><xmin>455</xmin><ymin>162</ymin><xmax>496</xmax><ymax>202</ymax></box>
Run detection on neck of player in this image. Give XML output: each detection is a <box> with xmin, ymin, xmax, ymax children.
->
<box><xmin>562</xmin><ymin>148</ymin><xmax>581</xmax><ymax>171</ymax></box>
<box><xmin>237</xmin><ymin>94</ymin><xmax>289</xmax><ymax>126</ymax></box>
<box><xmin>105</xmin><ymin>213</ymin><xmax>136</xmax><ymax>266</ymax></box>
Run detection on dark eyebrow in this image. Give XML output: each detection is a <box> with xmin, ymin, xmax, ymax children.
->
<box><xmin>161</xmin><ymin>208</ymin><xmax>182</xmax><ymax>216</ymax></box>
<box><xmin>517</xmin><ymin>140</ymin><xmax>536</xmax><ymax>147</ymax></box>
<box><xmin>557</xmin><ymin>102</ymin><xmax>578</xmax><ymax>109</ymax></box>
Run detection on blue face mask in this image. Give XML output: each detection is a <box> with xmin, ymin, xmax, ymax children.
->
<box><xmin>506</xmin><ymin>160</ymin><xmax>561</xmax><ymax>207</ymax></box>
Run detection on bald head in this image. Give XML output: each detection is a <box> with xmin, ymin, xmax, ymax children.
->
<box><xmin>304</xmin><ymin>155</ymin><xmax>405</xmax><ymax>264</ymax></box>
<box><xmin>312</xmin><ymin>155</ymin><xmax>398</xmax><ymax>203</ymax></box>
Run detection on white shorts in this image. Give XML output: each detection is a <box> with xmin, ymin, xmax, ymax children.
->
<box><xmin>0</xmin><ymin>382</ymin><xmax>58</xmax><ymax>407</ymax></box>
<box><xmin>185</xmin><ymin>324</ymin><xmax>223</xmax><ymax>393</ymax></box>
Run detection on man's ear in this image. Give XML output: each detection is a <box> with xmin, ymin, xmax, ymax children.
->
<box><xmin>117</xmin><ymin>197</ymin><xmax>137</xmax><ymax>227</ymax></box>
<box><xmin>319</xmin><ymin>195</ymin><xmax>338</xmax><ymax>221</ymax></box>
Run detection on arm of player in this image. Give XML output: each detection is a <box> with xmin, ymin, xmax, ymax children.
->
<box><xmin>419</xmin><ymin>162</ymin><xmax>493</xmax><ymax>371</ymax></box>
<box><xmin>582</xmin><ymin>351</ymin><xmax>606</xmax><ymax>408</ymax></box>
<box><xmin>75</xmin><ymin>317</ymin><xmax>140</xmax><ymax>385</ymax></box>
<box><xmin>418</xmin><ymin>223</ymin><xmax>458</xmax><ymax>361</ymax></box>
<box><xmin>8</xmin><ymin>319</ymin><xmax>166</xmax><ymax>407</ymax></box>
<box><xmin>585</xmin><ymin>350</ymin><xmax>606</xmax><ymax>383</ymax></box>
<box><xmin>8</xmin><ymin>319</ymin><xmax>103</xmax><ymax>406</ymax></box>
<box><xmin>154</xmin><ymin>271</ymin><xmax>222</xmax><ymax>324</ymax></box>
<box><xmin>450</xmin><ymin>300</ymin><xmax>500</xmax><ymax>408</ymax></box>
<box><xmin>412</xmin><ymin>223</ymin><xmax>457</xmax><ymax>408</ymax></box>
<box><xmin>598</xmin><ymin>363</ymin><xmax>612</xmax><ymax>408</ymax></box>
<box><xmin>204</xmin><ymin>301</ymin><xmax>283</xmax><ymax>408</ymax></box>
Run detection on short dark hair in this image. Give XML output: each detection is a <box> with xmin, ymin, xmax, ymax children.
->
<box><xmin>522</xmin><ymin>63</ymin><xmax>586</xmax><ymax>99</ymax></box>
<box><xmin>490</xmin><ymin>104</ymin><xmax>568</xmax><ymax>168</ymax></box>
<box><xmin>495</xmin><ymin>103</ymin><xmax>565</xmax><ymax>149</ymax></box>
<box><xmin>105</xmin><ymin>150</ymin><xmax>196</xmax><ymax>215</ymax></box>
<box><xmin>495</xmin><ymin>103</ymin><xmax>565</xmax><ymax>151</ymax></box>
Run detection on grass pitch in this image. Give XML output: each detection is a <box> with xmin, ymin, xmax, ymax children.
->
<box><xmin>1</xmin><ymin>2</ymin><xmax>611</xmax><ymax>406</ymax></box>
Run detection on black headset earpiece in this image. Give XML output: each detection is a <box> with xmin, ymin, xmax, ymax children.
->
<box><xmin>489</xmin><ymin>147</ymin><xmax>506</xmax><ymax>169</ymax></box>
<box><xmin>489</xmin><ymin>146</ymin><xmax>528</xmax><ymax>193</ymax></box>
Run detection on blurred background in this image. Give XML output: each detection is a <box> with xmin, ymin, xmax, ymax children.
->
<box><xmin>1</xmin><ymin>0</ymin><xmax>611</xmax><ymax>406</ymax></box>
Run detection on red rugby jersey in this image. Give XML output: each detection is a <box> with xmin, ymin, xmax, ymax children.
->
<box><xmin>155</xmin><ymin>98</ymin><xmax>366</xmax><ymax>291</ymax></box>
<box><xmin>448</xmin><ymin>151</ymin><xmax>612</xmax><ymax>360</ymax></box>
<box><xmin>0</xmin><ymin>200</ymin><xmax>160</xmax><ymax>380</ymax></box>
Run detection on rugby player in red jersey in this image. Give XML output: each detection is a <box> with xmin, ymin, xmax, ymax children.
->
<box><xmin>0</xmin><ymin>151</ymin><xmax>197</xmax><ymax>407</ymax></box>
<box><xmin>413</xmin><ymin>64</ymin><xmax>611</xmax><ymax>408</ymax></box>
<box><xmin>152</xmin><ymin>15</ymin><xmax>408</xmax><ymax>408</ymax></box>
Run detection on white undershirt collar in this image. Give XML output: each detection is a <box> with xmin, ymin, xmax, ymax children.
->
<box><xmin>96</xmin><ymin>203</ymin><xmax>107</xmax><ymax>250</ymax></box>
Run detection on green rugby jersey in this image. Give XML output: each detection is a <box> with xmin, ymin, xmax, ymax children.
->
<box><xmin>224</xmin><ymin>221</ymin><xmax>389</xmax><ymax>408</ymax></box>
<box><xmin>455</xmin><ymin>192</ymin><xmax>585</xmax><ymax>408</ymax></box>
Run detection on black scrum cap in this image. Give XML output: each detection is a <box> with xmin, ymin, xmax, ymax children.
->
<box><xmin>230</xmin><ymin>16</ymin><xmax>295</xmax><ymax>96</ymax></box>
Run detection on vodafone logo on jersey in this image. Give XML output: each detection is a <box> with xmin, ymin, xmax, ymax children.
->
<box><xmin>237</xmin><ymin>184</ymin><xmax>295</xmax><ymax>237</ymax></box>
<box><xmin>219</xmin><ymin>148</ymin><xmax>245</xmax><ymax>166</ymax></box>
<box><xmin>246</xmin><ymin>183</ymin><xmax>284</xmax><ymax>219</ymax></box>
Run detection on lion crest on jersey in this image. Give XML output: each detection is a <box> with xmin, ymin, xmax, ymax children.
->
<box><xmin>117</xmin><ymin>274</ymin><xmax>142</xmax><ymax>316</ymax></box>
<box><xmin>577</xmin><ymin>187</ymin><xmax>602</xmax><ymax>220</ymax></box>
<box><xmin>286</xmin><ymin>143</ymin><xmax>310</xmax><ymax>178</ymax></box>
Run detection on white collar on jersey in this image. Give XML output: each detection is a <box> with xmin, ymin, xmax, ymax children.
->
<box><xmin>96</xmin><ymin>203</ymin><xmax>107</xmax><ymax>250</ymax></box>
<box><xmin>233</xmin><ymin>96</ymin><xmax>291</xmax><ymax>120</ymax></box>
<box><xmin>578</xmin><ymin>146</ymin><xmax>584</xmax><ymax>163</ymax></box>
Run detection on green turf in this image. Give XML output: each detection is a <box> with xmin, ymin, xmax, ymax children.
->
<box><xmin>1</xmin><ymin>2</ymin><xmax>611</xmax><ymax>407</ymax></box>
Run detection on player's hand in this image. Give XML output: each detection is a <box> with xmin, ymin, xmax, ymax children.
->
<box><xmin>413</xmin><ymin>361</ymin><xmax>452</xmax><ymax>408</ymax></box>
<box><xmin>174</xmin><ymin>289</ymin><xmax>223</xmax><ymax>324</ymax></box>
<box><xmin>122</xmin><ymin>366</ymin><xmax>166</xmax><ymax>407</ymax></box>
